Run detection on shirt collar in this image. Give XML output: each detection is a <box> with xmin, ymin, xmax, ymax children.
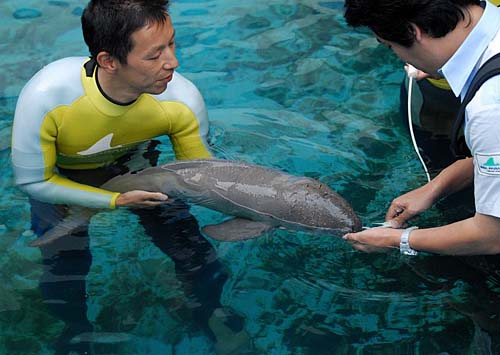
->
<box><xmin>439</xmin><ymin>1</ymin><xmax>500</xmax><ymax>99</ymax></box>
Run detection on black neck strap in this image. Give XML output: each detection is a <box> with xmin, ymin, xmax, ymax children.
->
<box><xmin>450</xmin><ymin>52</ymin><xmax>500</xmax><ymax>159</ymax></box>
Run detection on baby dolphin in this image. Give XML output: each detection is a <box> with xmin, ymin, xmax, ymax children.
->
<box><xmin>31</xmin><ymin>159</ymin><xmax>361</xmax><ymax>246</ymax></box>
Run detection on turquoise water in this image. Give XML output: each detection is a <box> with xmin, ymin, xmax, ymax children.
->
<box><xmin>1</xmin><ymin>0</ymin><xmax>499</xmax><ymax>354</ymax></box>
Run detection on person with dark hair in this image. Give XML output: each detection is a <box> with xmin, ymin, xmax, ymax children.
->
<box><xmin>11</xmin><ymin>1</ymin><xmax>249</xmax><ymax>354</ymax></box>
<box><xmin>342</xmin><ymin>0</ymin><xmax>500</xmax><ymax>256</ymax></box>
<box><xmin>399</xmin><ymin>0</ymin><xmax>500</xmax><ymax>181</ymax></box>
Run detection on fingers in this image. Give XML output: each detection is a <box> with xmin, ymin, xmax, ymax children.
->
<box><xmin>342</xmin><ymin>231</ymin><xmax>356</xmax><ymax>240</ymax></box>
<box><xmin>350</xmin><ymin>241</ymin><xmax>369</xmax><ymax>252</ymax></box>
<box><xmin>386</xmin><ymin>203</ymin><xmax>404</xmax><ymax>221</ymax></box>
<box><xmin>386</xmin><ymin>201</ymin><xmax>416</xmax><ymax>228</ymax></box>
<box><xmin>135</xmin><ymin>192</ymin><xmax>168</xmax><ymax>207</ymax></box>
<box><xmin>140</xmin><ymin>200</ymin><xmax>167</xmax><ymax>207</ymax></box>
<box><xmin>343</xmin><ymin>227</ymin><xmax>400</xmax><ymax>254</ymax></box>
<box><xmin>343</xmin><ymin>231</ymin><xmax>366</xmax><ymax>246</ymax></box>
<box><xmin>388</xmin><ymin>215</ymin><xmax>408</xmax><ymax>229</ymax></box>
<box><xmin>386</xmin><ymin>204</ymin><xmax>416</xmax><ymax>228</ymax></box>
<box><xmin>343</xmin><ymin>233</ymin><xmax>365</xmax><ymax>251</ymax></box>
<box><xmin>343</xmin><ymin>233</ymin><xmax>388</xmax><ymax>253</ymax></box>
<box><xmin>143</xmin><ymin>192</ymin><xmax>169</xmax><ymax>202</ymax></box>
<box><xmin>116</xmin><ymin>191</ymin><xmax>169</xmax><ymax>207</ymax></box>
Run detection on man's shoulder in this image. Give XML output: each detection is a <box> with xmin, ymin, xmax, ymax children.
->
<box><xmin>470</xmin><ymin>53</ymin><xmax>500</xmax><ymax>108</ymax></box>
<box><xmin>153</xmin><ymin>71</ymin><xmax>208</xmax><ymax>125</ymax></box>
<box><xmin>471</xmin><ymin>77</ymin><xmax>500</xmax><ymax>111</ymax></box>
<box><xmin>20</xmin><ymin>57</ymin><xmax>87</xmax><ymax>101</ymax></box>
<box><xmin>154</xmin><ymin>72</ymin><xmax>203</xmax><ymax>106</ymax></box>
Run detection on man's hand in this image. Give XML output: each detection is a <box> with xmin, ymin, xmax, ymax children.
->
<box><xmin>115</xmin><ymin>190</ymin><xmax>168</xmax><ymax>208</ymax></box>
<box><xmin>405</xmin><ymin>64</ymin><xmax>431</xmax><ymax>80</ymax></box>
<box><xmin>343</xmin><ymin>227</ymin><xmax>402</xmax><ymax>253</ymax></box>
<box><xmin>342</xmin><ymin>183</ymin><xmax>437</xmax><ymax>254</ymax></box>
<box><xmin>385</xmin><ymin>184</ymin><xmax>435</xmax><ymax>228</ymax></box>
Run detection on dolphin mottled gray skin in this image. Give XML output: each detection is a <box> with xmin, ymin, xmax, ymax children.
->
<box><xmin>30</xmin><ymin>159</ymin><xmax>361</xmax><ymax>246</ymax></box>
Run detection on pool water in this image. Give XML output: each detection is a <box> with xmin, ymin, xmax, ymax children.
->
<box><xmin>1</xmin><ymin>0</ymin><xmax>499</xmax><ymax>354</ymax></box>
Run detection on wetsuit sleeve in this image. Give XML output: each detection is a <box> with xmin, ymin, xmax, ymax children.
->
<box><xmin>164</xmin><ymin>102</ymin><xmax>212</xmax><ymax>160</ymax></box>
<box><xmin>11</xmin><ymin>67</ymin><xmax>120</xmax><ymax>209</ymax></box>
<box><xmin>11</xmin><ymin>112</ymin><xmax>120</xmax><ymax>208</ymax></box>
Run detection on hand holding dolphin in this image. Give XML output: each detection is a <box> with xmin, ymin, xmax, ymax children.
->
<box><xmin>115</xmin><ymin>190</ymin><xmax>169</xmax><ymax>208</ymax></box>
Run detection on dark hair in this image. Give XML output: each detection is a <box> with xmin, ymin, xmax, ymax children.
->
<box><xmin>344</xmin><ymin>0</ymin><xmax>480</xmax><ymax>47</ymax></box>
<box><xmin>81</xmin><ymin>0</ymin><xmax>170</xmax><ymax>64</ymax></box>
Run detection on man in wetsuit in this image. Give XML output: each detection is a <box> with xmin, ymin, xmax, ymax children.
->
<box><xmin>11</xmin><ymin>1</ymin><xmax>248</xmax><ymax>354</ymax></box>
<box><xmin>342</xmin><ymin>0</ymin><xmax>500</xmax><ymax>256</ymax></box>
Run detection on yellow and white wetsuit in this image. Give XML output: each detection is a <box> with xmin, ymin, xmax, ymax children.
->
<box><xmin>11</xmin><ymin>57</ymin><xmax>211</xmax><ymax>209</ymax></box>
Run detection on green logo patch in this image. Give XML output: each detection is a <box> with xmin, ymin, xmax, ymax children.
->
<box><xmin>477</xmin><ymin>153</ymin><xmax>500</xmax><ymax>176</ymax></box>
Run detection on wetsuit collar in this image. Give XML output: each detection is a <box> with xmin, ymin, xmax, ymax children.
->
<box><xmin>439</xmin><ymin>1</ymin><xmax>500</xmax><ymax>99</ymax></box>
<box><xmin>95</xmin><ymin>69</ymin><xmax>136</xmax><ymax>106</ymax></box>
<box><xmin>81</xmin><ymin>58</ymin><xmax>138</xmax><ymax>117</ymax></box>
<box><xmin>84</xmin><ymin>57</ymin><xmax>96</xmax><ymax>77</ymax></box>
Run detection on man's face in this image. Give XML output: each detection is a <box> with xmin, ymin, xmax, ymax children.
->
<box><xmin>117</xmin><ymin>15</ymin><xmax>178</xmax><ymax>97</ymax></box>
<box><xmin>377</xmin><ymin>37</ymin><xmax>441</xmax><ymax>78</ymax></box>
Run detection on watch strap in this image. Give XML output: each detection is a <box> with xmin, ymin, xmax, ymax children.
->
<box><xmin>400</xmin><ymin>226</ymin><xmax>419</xmax><ymax>256</ymax></box>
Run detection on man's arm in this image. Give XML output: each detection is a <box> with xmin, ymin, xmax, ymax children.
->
<box><xmin>344</xmin><ymin>213</ymin><xmax>500</xmax><ymax>255</ymax></box>
<box><xmin>157</xmin><ymin>72</ymin><xmax>212</xmax><ymax>160</ymax></box>
<box><xmin>386</xmin><ymin>158</ymin><xmax>474</xmax><ymax>227</ymax></box>
<box><xmin>408</xmin><ymin>213</ymin><xmax>500</xmax><ymax>254</ymax></box>
<box><xmin>165</xmin><ymin>101</ymin><xmax>212</xmax><ymax>160</ymax></box>
<box><xmin>11</xmin><ymin>58</ymin><xmax>123</xmax><ymax>209</ymax></box>
<box><xmin>342</xmin><ymin>158</ymin><xmax>490</xmax><ymax>255</ymax></box>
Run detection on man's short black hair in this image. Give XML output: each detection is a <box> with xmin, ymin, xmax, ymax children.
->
<box><xmin>81</xmin><ymin>0</ymin><xmax>170</xmax><ymax>64</ymax></box>
<box><xmin>344</xmin><ymin>0</ymin><xmax>480</xmax><ymax>47</ymax></box>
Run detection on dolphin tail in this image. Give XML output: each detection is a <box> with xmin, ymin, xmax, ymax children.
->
<box><xmin>29</xmin><ymin>207</ymin><xmax>96</xmax><ymax>247</ymax></box>
<box><xmin>202</xmin><ymin>218</ymin><xmax>274</xmax><ymax>241</ymax></box>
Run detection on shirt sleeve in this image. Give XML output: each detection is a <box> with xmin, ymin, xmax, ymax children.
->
<box><xmin>466</xmin><ymin>78</ymin><xmax>500</xmax><ymax>218</ymax></box>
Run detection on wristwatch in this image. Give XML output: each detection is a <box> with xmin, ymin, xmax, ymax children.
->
<box><xmin>400</xmin><ymin>226</ymin><xmax>419</xmax><ymax>256</ymax></box>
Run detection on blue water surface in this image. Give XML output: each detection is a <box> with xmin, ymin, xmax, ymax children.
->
<box><xmin>0</xmin><ymin>0</ymin><xmax>499</xmax><ymax>354</ymax></box>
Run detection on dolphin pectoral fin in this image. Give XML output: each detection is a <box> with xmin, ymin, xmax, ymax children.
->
<box><xmin>29</xmin><ymin>222</ymin><xmax>88</xmax><ymax>247</ymax></box>
<box><xmin>201</xmin><ymin>218</ymin><xmax>274</xmax><ymax>241</ymax></box>
<box><xmin>29</xmin><ymin>207</ymin><xmax>96</xmax><ymax>247</ymax></box>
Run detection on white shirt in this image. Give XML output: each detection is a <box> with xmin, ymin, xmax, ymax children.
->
<box><xmin>440</xmin><ymin>1</ymin><xmax>500</xmax><ymax>218</ymax></box>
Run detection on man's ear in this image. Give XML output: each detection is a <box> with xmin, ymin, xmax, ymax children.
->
<box><xmin>96</xmin><ymin>51</ymin><xmax>119</xmax><ymax>72</ymax></box>
<box><xmin>412</xmin><ymin>23</ymin><xmax>423</xmax><ymax>42</ymax></box>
